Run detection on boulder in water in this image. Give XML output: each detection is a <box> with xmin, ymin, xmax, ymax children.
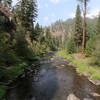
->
<box><xmin>67</xmin><ymin>93</ymin><xmax>80</xmax><ymax>100</ymax></box>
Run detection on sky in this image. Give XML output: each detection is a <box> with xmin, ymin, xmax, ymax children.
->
<box><xmin>13</xmin><ymin>0</ymin><xmax>100</xmax><ymax>26</ymax></box>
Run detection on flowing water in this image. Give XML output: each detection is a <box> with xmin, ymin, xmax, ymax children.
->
<box><xmin>6</xmin><ymin>53</ymin><xmax>100</xmax><ymax>100</ymax></box>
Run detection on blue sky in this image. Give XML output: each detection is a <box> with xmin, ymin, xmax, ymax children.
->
<box><xmin>13</xmin><ymin>0</ymin><xmax>100</xmax><ymax>26</ymax></box>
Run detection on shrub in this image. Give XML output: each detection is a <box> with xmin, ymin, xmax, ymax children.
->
<box><xmin>85</xmin><ymin>38</ymin><xmax>95</xmax><ymax>57</ymax></box>
<box><xmin>92</xmin><ymin>38</ymin><xmax>100</xmax><ymax>66</ymax></box>
<box><xmin>66</xmin><ymin>39</ymin><xmax>76</xmax><ymax>54</ymax></box>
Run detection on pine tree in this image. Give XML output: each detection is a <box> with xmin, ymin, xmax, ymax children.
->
<box><xmin>12</xmin><ymin>0</ymin><xmax>38</xmax><ymax>60</ymax></box>
<box><xmin>20</xmin><ymin>0</ymin><xmax>37</xmax><ymax>32</ymax></box>
<box><xmin>96</xmin><ymin>13</ymin><xmax>100</xmax><ymax>35</ymax></box>
<box><xmin>92</xmin><ymin>13</ymin><xmax>100</xmax><ymax>65</ymax></box>
<box><xmin>30</xmin><ymin>23</ymin><xmax>46</xmax><ymax>45</ymax></box>
<box><xmin>45</xmin><ymin>28</ymin><xmax>53</xmax><ymax>49</ymax></box>
<box><xmin>74</xmin><ymin>5</ymin><xmax>83</xmax><ymax>49</ymax></box>
<box><xmin>1</xmin><ymin>0</ymin><xmax>12</xmax><ymax>7</ymax></box>
<box><xmin>77</xmin><ymin>0</ymin><xmax>90</xmax><ymax>52</ymax></box>
<box><xmin>67</xmin><ymin>38</ymin><xmax>76</xmax><ymax>54</ymax></box>
<box><xmin>14</xmin><ymin>0</ymin><xmax>37</xmax><ymax>48</ymax></box>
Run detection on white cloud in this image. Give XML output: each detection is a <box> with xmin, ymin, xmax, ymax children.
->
<box><xmin>44</xmin><ymin>16</ymin><xmax>49</xmax><ymax>22</ymax></box>
<box><xmin>69</xmin><ymin>12</ymin><xmax>75</xmax><ymax>18</ymax></box>
<box><xmin>50</xmin><ymin>0</ymin><xmax>60</xmax><ymax>3</ymax></box>
<box><xmin>69</xmin><ymin>8</ymin><xmax>100</xmax><ymax>19</ymax></box>
<box><xmin>50</xmin><ymin>0</ymin><xmax>68</xmax><ymax>4</ymax></box>
<box><xmin>87</xmin><ymin>8</ymin><xmax>100</xmax><ymax>18</ymax></box>
<box><xmin>38</xmin><ymin>3</ymin><xmax>48</xmax><ymax>10</ymax></box>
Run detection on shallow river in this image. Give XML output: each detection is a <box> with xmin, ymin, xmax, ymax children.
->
<box><xmin>6</xmin><ymin>53</ymin><xmax>100</xmax><ymax>100</ymax></box>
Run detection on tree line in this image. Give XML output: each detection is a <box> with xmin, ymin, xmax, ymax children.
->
<box><xmin>0</xmin><ymin>0</ymin><xmax>60</xmax><ymax>98</ymax></box>
<box><xmin>49</xmin><ymin>0</ymin><xmax>100</xmax><ymax>66</ymax></box>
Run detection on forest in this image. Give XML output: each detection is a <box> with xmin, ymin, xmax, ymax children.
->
<box><xmin>0</xmin><ymin>0</ymin><xmax>100</xmax><ymax>100</ymax></box>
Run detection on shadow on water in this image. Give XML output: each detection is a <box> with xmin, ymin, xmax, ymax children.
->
<box><xmin>6</xmin><ymin>54</ymin><xmax>59</xmax><ymax>100</ymax></box>
<box><xmin>32</xmin><ymin>64</ymin><xmax>59</xmax><ymax>100</ymax></box>
<box><xmin>6</xmin><ymin>78</ymin><xmax>33</xmax><ymax>100</ymax></box>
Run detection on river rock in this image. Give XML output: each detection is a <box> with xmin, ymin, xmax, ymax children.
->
<box><xmin>51</xmin><ymin>57</ymin><xmax>54</xmax><ymax>60</ymax></box>
<box><xmin>89</xmin><ymin>79</ymin><xmax>100</xmax><ymax>85</ymax></box>
<box><xmin>67</xmin><ymin>93</ymin><xmax>80</xmax><ymax>100</ymax></box>
<box><xmin>67</xmin><ymin>62</ymin><xmax>75</xmax><ymax>66</ymax></box>
<box><xmin>32</xmin><ymin>97</ymin><xmax>36</xmax><ymax>100</ymax></box>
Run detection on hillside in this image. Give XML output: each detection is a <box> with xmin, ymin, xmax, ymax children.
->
<box><xmin>49</xmin><ymin>18</ymin><xmax>98</xmax><ymax>40</ymax></box>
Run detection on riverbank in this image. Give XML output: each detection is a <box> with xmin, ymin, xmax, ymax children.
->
<box><xmin>0</xmin><ymin>62</ymin><xmax>28</xmax><ymax>99</ymax></box>
<box><xmin>57</xmin><ymin>51</ymin><xmax>100</xmax><ymax>85</ymax></box>
<box><xmin>0</xmin><ymin>53</ymin><xmax>49</xmax><ymax>99</ymax></box>
<box><xmin>6</xmin><ymin>52</ymin><xmax>100</xmax><ymax>100</ymax></box>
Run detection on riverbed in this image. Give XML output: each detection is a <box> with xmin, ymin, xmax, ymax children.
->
<box><xmin>6</xmin><ymin>53</ymin><xmax>100</xmax><ymax>100</ymax></box>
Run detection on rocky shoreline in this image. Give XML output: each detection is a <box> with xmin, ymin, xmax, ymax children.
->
<box><xmin>67</xmin><ymin>62</ymin><xmax>100</xmax><ymax>86</ymax></box>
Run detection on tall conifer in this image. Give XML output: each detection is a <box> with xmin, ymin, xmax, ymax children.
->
<box><xmin>74</xmin><ymin>5</ymin><xmax>83</xmax><ymax>49</ymax></box>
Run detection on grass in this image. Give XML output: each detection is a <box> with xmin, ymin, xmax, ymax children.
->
<box><xmin>0</xmin><ymin>62</ymin><xmax>28</xmax><ymax>80</ymax></box>
<box><xmin>57</xmin><ymin>51</ymin><xmax>100</xmax><ymax>80</ymax></box>
<box><xmin>0</xmin><ymin>62</ymin><xmax>28</xmax><ymax>99</ymax></box>
<box><xmin>5</xmin><ymin>62</ymin><xmax>28</xmax><ymax>80</ymax></box>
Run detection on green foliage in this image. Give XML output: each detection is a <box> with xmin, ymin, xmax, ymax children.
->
<box><xmin>3</xmin><ymin>62</ymin><xmax>28</xmax><ymax>80</ymax></box>
<box><xmin>31</xmin><ymin>23</ymin><xmax>43</xmax><ymax>42</ymax></box>
<box><xmin>0</xmin><ymin>13</ymin><xmax>14</xmax><ymax>32</ymax></box>
<box><xmin>91</xmin><ymin>34</ymin><xmax>100</xmax><ymax>65</ymax></box>
<box><xmin>57</xmin><ymin>51</ymin><xmax>100</xmax><ymax>80</ymax></box>
<box><xmin>66</xmin><ymin>38</ymin><xmax>76</xmax><ymax>54</ymax></box>
<box><xmin>86</xmin><ymin>13</ymin><xmax>100</xmax><ymax>65</ymax></box>
<box><xmin>74</xmin><ymin>5</ymin><xmax>83</xmax><ymax>48</ymax></box>
<box><xmin>96</xmin><ymin>13</ymin><xmax>100</xmax><ymax>35</ymax></box>
<box><xmin>32</xmin><ymin>40</ymin><xmax>48</xmax><ymax>55</ymax></box>
<box><xmin>85</xmin><ymin>37</ymin><xmax>94</xmax><ymax>57</ymax></box>
<box><xmin>3</xmin><ymin>0</ymin><xmax>12</xmax><ymax>7</ymax></box>
<box><xmin>0</xmin><ymin>0</ymin><xmax>40</xmax><ymax>99</ymax></box>
<box><xmin>0</xmin><ymin>62</ymin><xmax>28</xmax><ymax>83</ymax></box>
<box><xmin>20</xmin><ymin>0</ymin><xmax>37</xmax><ymax>32</ymax></box>
<box><xmin>0</xmin><ymin>85</ymin><xmax>7</xmax><ymax>100</ymax></box>
<box><xmin>0</xmin><ymin>32</ymin><xmax>19</xmax><ymax>66</ymax></box>
<box><xmin>44</xmin><ymin>28</ymin><xmax>56</xmax><ymax>50</ymax></box>
<box><xmin>0</xmin><ymin>48</ymin><xmax>19</xmax><ymax>66</ymax></box>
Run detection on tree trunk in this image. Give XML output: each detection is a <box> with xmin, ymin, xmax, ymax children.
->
<box><xmin>82</xmin><ymin>0</ymin><xmax>87</xmax><ymax>53</ymax></box>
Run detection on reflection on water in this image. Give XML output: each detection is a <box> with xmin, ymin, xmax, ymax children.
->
<box><xmin>6</xmin><ymin>55</ymin><xmax>100</xmax><ymax>100</ymax></box>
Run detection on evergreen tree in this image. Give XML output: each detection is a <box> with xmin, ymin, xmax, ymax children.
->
<box><xmin>67</xmin><ymin>38</ymin><xmax>76</xmax><ymax>54</ymax></box>
<box><xmin>91</xmin><ymin>13</ymin><xmax>100</xmax><ymax>65</ymax></box>
<box><xmin>31</xmin><ymin>23</ymin><xmax>43</xmax><ymax>42</ymax></box>
<box><xmin>74</xmin><ymin>5</ymin><xmax>83</xmax><ymax>49</ymax></box>
<box><xmin>77</xmin><ymin>0</ymin><xmax>90</xmax><ymax>52</ymax></box>
<box><xmin>20</xmin><ymin>0</ymin><xmax>37</xmax><ymax>32</ymax></box>
<box><xmin>45</xmin><ymin>28</ymin><xmax>52</xmax><ymax>47</ymax></box>
<box><xmin>44</xmin><ymin>28</ymin><xmax>56</xmax><ymax>50</ymax></box>
<box><xmin>96</xmin><ymin>12</ymin><xmax>100</xmax><ymax>35</ymax></box>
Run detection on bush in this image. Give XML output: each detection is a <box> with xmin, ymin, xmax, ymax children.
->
<box><xmin>0</xmin><ymin>36</ymin><xmax>19</xmax><ymax>66</ymax></box>
<box><xmin>66</xmin><ymin>39</ymin><xmax>76</xmax><ymax>54</ymax></box>
<box><xmin>32</xmin><ymin>40</ymin><xmax>48</xmax><ymax>55</ymax></box>
<box><xmin>0</xmin><ymin>49</ymin><xmax>20</xmax><ymax>66</ymax></box>
<box><xmin>85</xmin><ymin>38</ymin><xmax>95</xmax><ymax>57</ymax></box>
<box><xmin>89</xmin><ymin>34</ymin><xmax>100</xmax><ymax>66</ymax></box>
<box><xmin>15</xmin><ymin>32</ymin><xmax>35</xmax><ymax>61</ymax></box>
<box><xmin>0</xmin><ymin>85</ymin><xmax>7</xmax><ymax>100</ymax></box>
<box><xmin>92</xmin><ymin>35</ymin><xmax>100</xmax><ymax>66</ymax></box>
